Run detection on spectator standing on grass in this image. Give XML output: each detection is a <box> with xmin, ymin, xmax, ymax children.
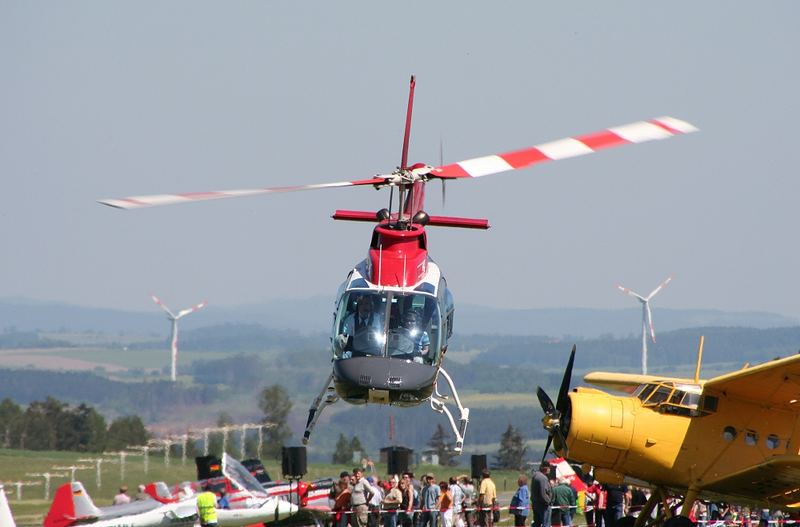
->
<box><xmin>439</xmin><ymin>481</ymin><xmax>455</xmax><ymax>527</ymax></box>
<box><xmin>383</xmin><ymin>476</ymin><xmax>403</xmax><ymax>527</ymax></box>
<box><xmin>478</xmin><ymin>469</ymin><xmax>496</xmax><ymax>527</ymax></box>
<box><xmin>459</xmin><ymin>476</ymin><xmax>476</xmax><ymax>527</ymax></box>
<box><xmin>352</xmin><ymin>467</ymin><xmax>375</xmax><ymax>527</ymax></box>
<box><xmin>552</xmin><ymin>478</ymin><xmax>576</xmax><ymax>527</ymax></box>
<box><xmin>449</xmin><ymin>477</ymin><xmax>465</xmax><ymax>527</ymax></box>
<box><xmin>420</xmin><ymin>474</ymin><xmax>441</xmax><ymax>527</ymax></box>
<box><xmin>400</xmin><ymin>476</ymin><xmax>415</xmax><ymax>527</ymax></box>
<box><xmin>532</xmin><ymin>464</ymin><xmax>553</xmax><ymax>527</ymax></box>
<box><xmin>509</xmin><ymin>475</ymin><xmax>529</xmax><ymax>527</ymax></box>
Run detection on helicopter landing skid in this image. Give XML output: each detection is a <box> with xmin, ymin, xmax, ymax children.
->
<box><xmin>430</xmin><ymin>368</ymin><xmax>470</xmax><ymax>453</ymax></box>
<box><xmin>303</xmin><ymin>372</ymin><xmax>340</xmax><ymax>445</ymax></box>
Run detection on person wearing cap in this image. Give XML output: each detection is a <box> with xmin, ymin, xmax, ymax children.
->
<box><xmin>532</xmin><ymin>463</ymin><xmax>553</xmax><ymax>527</ymax></box>
<box><xmin>367</xmin><ymin>476</ymin><xmax>383</xmax><ymax>527</ymax></box>
<box><xmin>478</xmin><ymin>469</ymin><xmax>496</xmax><ymax>527</ymax></box>
<box><xmin>420</xmin><ymin>474</ymin><xmax>441</xmax><ymax>527</ymax></box>
<box><xmin>197</xmin><ymin>483</ymin><xmax>219</xmax><ymax>527</ymax></box>
<box><xmin>112</xmin><ymin>485</ymin><xmax>131</xmax><ymax>505</ymax></box>
<box><xmin>331</xmin><ymin>472</ymin><xmax>352</xmax><ymax>527</ymax></box>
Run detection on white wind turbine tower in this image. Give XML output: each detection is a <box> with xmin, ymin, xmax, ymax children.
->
<box><xmin>151</xmin><ymin>295</ymin><xmax>207</xmax><ymax>382</ymax></box>
<box><xmin>616</xmin><ymin>275</ymin><xmax>673</xmax><ymax>375</ymax></box>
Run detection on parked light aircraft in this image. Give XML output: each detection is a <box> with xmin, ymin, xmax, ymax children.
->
<box><xmin>44</xmin><ymin>481</ymin><xmax>297</xmax><ymax>527</ymax></box>
<box><xmin>537</xmin><ymin>340</ymin><xmax>800</xmax><ymax>527</ymax></box>
<box><xmin>0</xmin><ymin>486</ymin><xmax>15</xmax><ymax>527</ymax></box>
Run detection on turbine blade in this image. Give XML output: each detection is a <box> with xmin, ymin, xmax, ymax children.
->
<box><xmin>176</xmin><ymin>300</ymin><xmax>207</xmax><ymax>319</ymax></box>
<box><xmin>616</xmin><ymin>284</ymin><xmax>646</xmax><ymax>302</ymax></box>
<box><xmin>151</xmin><ymin>295</ymin><xmax>175</xmax><ymax>319</ymax></box>
<box><xmin>646</xmin><ymin>275</ymin><xmax>673</xmax><ymax>301</ymax></box>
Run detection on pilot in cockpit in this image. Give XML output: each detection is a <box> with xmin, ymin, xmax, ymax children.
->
<box><xmin>389</xmin><ymin>309</ymin><xmax>430</xmax><ymax>363</ymax></box>
<box><xmin>340</xmin><ymin>295</ymin><xmax>385</xmax><ymax>357</ymax></box>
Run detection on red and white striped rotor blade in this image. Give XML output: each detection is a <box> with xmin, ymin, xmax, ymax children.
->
<box><xmin>646</xmin><ymin>275</ymin><xmax>673</xmax><ymax>301</ymax></box>
<box><xmin>151</xmin><ymin>294</ymin><xmax>175</xmax><ymax>319</ymax></box>
<box><xmin>430</xmin><ymin>116</ymin><xmax>698</xmax><ymax>179</ymax></box>
<box><xmin>616</xmin><ymin>284</ymin><xmax>646</xmax><ymax>303</ymax></box>
<box><xmin>176</xmin><ymin>301</ymin><xmax>207</xmax><ymax>319</ymax></box>
<box><xmin>99</xmin><ymin>177</ymin><xmax>387</xmax><ymax>210</ymax></box>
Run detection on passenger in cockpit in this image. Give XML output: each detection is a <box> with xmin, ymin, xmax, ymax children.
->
<box><xmin>341</xmin><ymin>295</ymin><xmax>385</xmax><ymax>357</ymax></box>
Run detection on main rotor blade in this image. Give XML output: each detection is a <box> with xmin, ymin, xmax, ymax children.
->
<box><xmin>99</xmin><ymin>177</ymin><xmax>387</xmax><ymax>210</ymax></box>
<box><xmin>430</xmin><ymin>117</ymin><xmax>697</xmax><ymax>180</ymax></box>
<box><xmin>616</xmin><ymin>284</ymin><xmax>646</xmax><ymax>303</ymax></box>
<box><xmin>536</xmin><ymin>386</ymin><xmax>556</xmax><ymax>416</ymax></box>
<box><xmin>556</xmin><ymin>345</ymin><xmax>576</xmax><ymax>415</ymax></box>
<box><xmin>646</xmin><ymin>275</ymin><xmax>673</xmax><ymax>301</ymax></box>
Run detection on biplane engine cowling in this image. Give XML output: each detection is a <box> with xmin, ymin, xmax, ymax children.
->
<box><xmin>567</xmin><ymin>388</ymin><xmax>635</xmax><ymax>468</ymax></box>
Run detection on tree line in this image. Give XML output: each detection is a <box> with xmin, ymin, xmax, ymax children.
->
<box><xmin>0</xmin><ymin>397</ymin><xmax>149</xmax><ymax>452</ymax></box>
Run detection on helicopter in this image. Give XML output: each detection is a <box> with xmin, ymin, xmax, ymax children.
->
<box><xmin>99</xmin><ymin>76</ymin><xmax>697</xmax><ymax>452</ymax></box>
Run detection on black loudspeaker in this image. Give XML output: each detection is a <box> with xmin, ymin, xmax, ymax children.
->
<box><xmin>195</xmin><ymin>455</ymin><xmax>222</xmax><ymax>480</ymax></box>
<box><xmin>471</xmin><ymin>454</ymin><xmax>487</xmax><ymax>479</ymax></box>
<box><xmin>387</xmin><ymin>447</ymin><xmax>410</xmax><ymax>475</ymax></box>
<box><xmin>282</xmin><ymin>446</ymin><xmax>307</xmax><ymax>478</ymax></box>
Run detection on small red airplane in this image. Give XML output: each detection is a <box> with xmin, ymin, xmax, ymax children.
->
<box><xmin>100</xmin><ymin>76</ymin><xmax>697</xmax><ymax>452</ymax></box>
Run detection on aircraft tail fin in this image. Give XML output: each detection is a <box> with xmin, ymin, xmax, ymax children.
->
<box><xmin>144</xmin><ymin>482</ymin><xmax>177</xmax><ymax>503</ymax></box>
<box><xmin>44</xmin><ymin>482</ymin><xmax>101</xmax><ymax>527</ymax></box>
<box><xmin>0</xmin><ymin>486</ymin><xmax>16</xmax><ymax>527</ymax></box>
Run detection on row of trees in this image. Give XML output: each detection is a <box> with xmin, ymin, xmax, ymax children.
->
<box><xmin>0</xmin><ymin>397</ymin><xmax>148</xmax><ymax>452</ymax></box>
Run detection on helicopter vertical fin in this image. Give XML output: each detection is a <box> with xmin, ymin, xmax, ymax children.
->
<box><xmin>0</xmin><ymin>486</ymin><xmax>15</xmax><ymax>527</ymax></box>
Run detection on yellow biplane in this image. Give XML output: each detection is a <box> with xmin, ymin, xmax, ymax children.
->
<box><xmin>537</xmin><ymin>339</ymin><xmax>800</xmax><ymax>527</ymax></box>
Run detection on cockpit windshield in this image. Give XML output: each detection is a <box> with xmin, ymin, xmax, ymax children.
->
<box><xmin>332</xmin><ymin>290</ymin><xmax>441</xmax><ymax>365</ymax></box>
<box><xmin>635</xmin><ymin>382</ymin><xmax>711</xmax><ymax>417</ymax></box>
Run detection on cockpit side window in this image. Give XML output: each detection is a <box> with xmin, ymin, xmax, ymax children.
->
<box><xmin>644</xmin><ymin>386</ymin><xmax>673</xmax><ymax>405</ymax></box>
<box><xmin>635</xmin><ymin>384</ymin><xmax>657</xmax><ymax>402</ymax></box>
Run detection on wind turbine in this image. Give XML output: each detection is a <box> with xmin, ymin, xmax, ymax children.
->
<box><xmin>616</xmin><ymin>275</ymin><xmax>673</xmax><ymax>375</ymax></box>
<box><xmin>151</xmin><ymin>295</ymin><xmax>206</xmax><ymax>382</ymax></box>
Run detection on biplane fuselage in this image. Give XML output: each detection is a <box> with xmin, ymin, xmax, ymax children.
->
<box><xmin>563</xmin><ymin>353</ymin><xmax>800</xmax><ymax>508</ymax></box>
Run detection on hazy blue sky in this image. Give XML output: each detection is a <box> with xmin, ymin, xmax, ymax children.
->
<box><xmin>1</xmin><ymin>2</ymin><xmax>799</xmax><ymax>319</ymax></box>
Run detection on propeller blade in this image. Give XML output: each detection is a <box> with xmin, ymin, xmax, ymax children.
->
<box><xmin>151</xmin><ymin>295</ymin><xmax>175</xmax><ymax>319</ymax></box>
<box><xmin>430</xmin><ymin>117</ymin><xmax>698</xmax><ymax>180</ymax></box>
<box><xmin>646</xmin><ymin>275</ymin><xmax>673</xmax><ymax>301</ymax></box>
<box><xmin>553</xmin><ymin>426</ymin><xmax>569</xmax><ymax>456</ymax></box>
<box><xmin>616</xmin><ymin>284</ymin><xmax>646</xmax><ymax>302</ymax></box>
<box><xmin>555</xmin><ymin>345</ymin><xmax>576</xmax><ymax>415</ymax></box>
<box><xmin>646</xmin><ymin>303</ymin><xmax>656</xmax><ymax>343</ymax></box>
<box><xmin>536</xmin><ymin>386</ymin><xmax>556</xmax><ymax>416</ymax></box>
<box><xmin>540</xmin><ymin>435</ymin><xmax>553</xmax><ymax>465</ymax></box>
<box><xmin>99</xmin><ymin>177</ymin><xmax>387</xmax><ymax>210</ymax></box>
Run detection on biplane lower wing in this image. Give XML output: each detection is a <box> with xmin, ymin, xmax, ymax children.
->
<box><xmin>702</xmin><ymin>455</ymin><xmax>800</xmax><ymax>506</ymax></box>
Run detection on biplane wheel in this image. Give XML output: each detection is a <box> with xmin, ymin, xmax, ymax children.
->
<box><xmin>663</xmin><ymin>516</ymin><xmax>695</xmax><ymax>527</ymax></box>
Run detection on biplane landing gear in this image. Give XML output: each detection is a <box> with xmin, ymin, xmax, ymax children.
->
<box><xmin>303</xmin><ymin>372</ymin><xmax>339</xmax><ymax>444</ymax></box>
<box><xmin>429</xmin><ymin>368</ymin><xmax>470</xmax><ymax>453</ymax></box>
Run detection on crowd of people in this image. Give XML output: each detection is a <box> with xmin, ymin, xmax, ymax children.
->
<box><xmin>328</xmin><ymin>467</ymin><xmax>499</xmax><ymax>527</ymax></box>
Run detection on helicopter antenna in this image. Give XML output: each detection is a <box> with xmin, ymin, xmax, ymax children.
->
<box><xmin>400</xmin><ymin>75</ymin><xmax>416</xmax><ymax>170</ymax></box>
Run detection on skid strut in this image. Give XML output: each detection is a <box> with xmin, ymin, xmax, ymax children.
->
<box><xmin>430</xmin><ymin>368</ymin><xmax>470</xmax><ymax>452</ymax></box>
<box><xmin>303</xmin><ymin>372</ymin><xmax>339</xmax><ymax>444</ymax></box>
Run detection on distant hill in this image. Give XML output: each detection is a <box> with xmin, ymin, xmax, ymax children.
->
<box><xmin>0</xmin><ymin>297</ymin><xmax>796</xmax><ymax>338</ymax></box>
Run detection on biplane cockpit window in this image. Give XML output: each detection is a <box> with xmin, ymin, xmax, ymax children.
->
<box><xmin>640</xmin><ymin>382</ymin><xmax>709</xmax><ymax>417</ymax></box>
<box><xmin>332</xmin><ymin>290</ymin><xmax>442</xmax><ymax>365</ymax></box>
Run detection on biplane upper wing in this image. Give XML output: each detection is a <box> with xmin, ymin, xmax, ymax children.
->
<box><xmin>702</xmin><ymin>454</ymin><xmax>800</xmax><ymax>506</ymax></box>
<box><xmin>703</xmin><ymin>353</ymin><xmax>800</xmax><ymax>410</ymax></box>
<box><xmin>583</xmin><ymin>372</ymin><xmax>696</xmax><ymax>394</ymax></box>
